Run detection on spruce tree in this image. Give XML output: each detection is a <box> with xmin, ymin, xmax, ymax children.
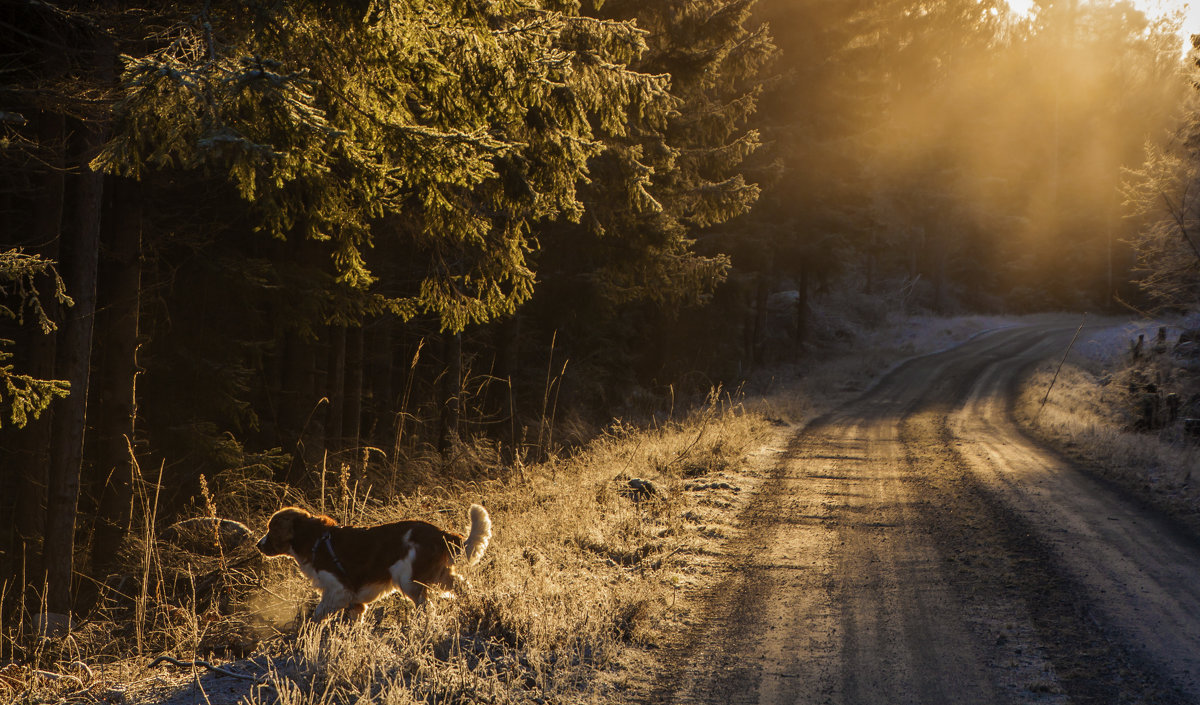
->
<box><xmin>545</xmin><ymin>0</ymin><xmax>774</xmax><ymax>308</ymax></box>
<box><xmin>520</xmin><ymin>0</ymin><xmax>774</xmax><ymax>389</ymax></box>
<box><xmin>95</xmin><ymin>0</ymin><xmax>675</xmax><ymax>332</ymax></box>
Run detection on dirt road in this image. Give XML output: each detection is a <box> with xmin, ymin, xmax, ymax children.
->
<box><xmin>650</xmin><ymin>323</ymin><xmax>1200</xmax><ymax>704</ymax></box>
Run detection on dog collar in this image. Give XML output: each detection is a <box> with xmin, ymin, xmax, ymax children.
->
<box><xmin>314</xmin><ymin>531</ymin><xmax>349</xmax><ymax>577</ymax></box>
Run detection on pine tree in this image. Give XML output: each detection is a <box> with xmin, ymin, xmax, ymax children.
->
<box><xmin>726</xmin><ymin>0</ymin><xmax>885</xmax><ymax>348</ymax></box>
<box><xmin>1124</xmin><ymin>56</ymin><xmax>1200</xmax><ymax>311</ymax></box>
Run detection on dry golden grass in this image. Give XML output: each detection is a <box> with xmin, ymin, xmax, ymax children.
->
<box><xmin>1</xmin><ymin>391</ymin><xmax>770</xmax><ymax>705</ymax></box>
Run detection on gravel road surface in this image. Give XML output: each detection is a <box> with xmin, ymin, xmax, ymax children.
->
<box><xmin>650</xmin><ymin>322</ymin><xmax>1200</xmax><ymax>705</ymax></box>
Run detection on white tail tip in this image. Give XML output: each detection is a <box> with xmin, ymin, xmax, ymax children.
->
<box><xmin>463</xmin><ymin>504</ymin><xmax>491</xmax><ymax>566</ymax></box>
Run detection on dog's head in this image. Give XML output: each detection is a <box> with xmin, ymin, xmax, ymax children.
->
<box><xmin>256</xmin><ymin>507</ymin><xmax>335</xmax><ymax>557</ymax></box>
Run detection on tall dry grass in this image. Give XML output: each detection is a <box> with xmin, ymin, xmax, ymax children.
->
<box><xmin>228</xmin><ymin>392</ymin><xmax>766</xmax><ymax>705</ymax></box>
<box><xmin>1</xmin><ymin>389</ymin><xmax>769</xmax><ymax>705</ymax></box>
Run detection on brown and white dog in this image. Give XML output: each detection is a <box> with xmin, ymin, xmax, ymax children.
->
<box><xmin>256</xmin><ymin>504</ymin><xmax>491</xmax><ymax>620</ymax></box>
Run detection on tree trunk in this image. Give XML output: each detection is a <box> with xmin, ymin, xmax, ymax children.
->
<box><xmin>44</xmin><ymin>37</ymin><xmax>111</xmax><ymax>622</ymax></box>
<box><xmin>751</xmin><ymin>275</ymin><xmax>769</xmax><ymax>368</ymax></box>
<box><xmin>88</xmin><ymin>177</ymin><xmax>142</xmax><ymax>580</ymax></box>
<box><xmin>0</xmin><ymin>37</ymin><xmax>69</xmax><ymax>615</ymax></box>
<box><xmin>324</xmin><ymin>325</ymin><xmax>346</xmax><ymax>456</ymax></box>
<box><xmin>641</xmin><ymin>306</ymin><xmax>670</xmax><ymax>384</ymax></box>
<box><xmin>12</xmin><ymin>102</ymin><xmax>66</xmax><ymax>566</ymax></box>
<box><xmin>279</xmin><ymin>332</ymin><xmax>319</xmax><ymax>484</ymax></box>
<box><xmin>365</xmin><ymin>319</ymin><xmax>394</xmax><ymax>443</ymax></box>
<box><xmin>343</xmin><ymin>325</ymin><xmax>363</xmax><ymax>463</ymax></box>
<box><xmin>438</xmin><ymin>331</ymin><xmax>462</xmax><ymax>452</ymax></box>
<box><xmin>795</xmin><ymin>265</ymin><xmax>810</xmax><ymax>348</ymax></box>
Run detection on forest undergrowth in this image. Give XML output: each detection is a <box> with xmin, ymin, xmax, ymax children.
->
<box><xmin>0</xmin><ymin>310</ymin><xmax>1028</xmax><ymax>705</ymax></box>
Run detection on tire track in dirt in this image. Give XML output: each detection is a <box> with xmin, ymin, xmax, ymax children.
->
<box><xmin>945</xmin><ymin>329</ymin><xmax>1200</xmax><ymax>701</ymax></box>
<box><xmin>645</xmin><ymin>323</ymin><xmax>1197</xmax><ymax>705</ymax></box>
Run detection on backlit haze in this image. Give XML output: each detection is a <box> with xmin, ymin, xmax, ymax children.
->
<box><xmin>757</xmin><ymin>0</ymin><xmax>1191</xmax><ymax>311</ymax></box>
<box><xmin>1008</xmin><ymin>0</ymin><xmax>1200</xmax><ymax>49</ymax></box>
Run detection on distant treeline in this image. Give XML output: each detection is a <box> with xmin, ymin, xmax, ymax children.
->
<box><xmin>0</xmin><ymin>0</ymin><xmax>1195</xmax><ymax>624</ymax></box>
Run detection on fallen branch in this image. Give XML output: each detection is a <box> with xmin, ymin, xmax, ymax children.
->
<box><xmin>146</xmin><ymin>655</ymin><xmax>260</xmax><ymax>683</ymax></box>
<box><xmin>26</xmin><ymin>669</ymin><xmax>83</xmax><ymax>687</ymax></box>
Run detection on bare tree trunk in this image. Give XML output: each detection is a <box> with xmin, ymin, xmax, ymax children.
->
<box><xmin>324</xmin><ymin>325</ymin><xmax>346</xmax><ymax>456</ymax></box>
<box><xmin>0</xmin><ymin>38</ymin><xmax>70</xmax><ymax>615</ymax></box>
<box><xmin>13</xmin><ymin>100</ymin><xmax>66</xmax><ymax>566</ymax></box>
<box><xmin>88</xmin><ymin>177</ymin><xmax>141</xmax><ymax>580</ymax></box>
<box><xmin>44</xmin><ymin>35</ymin><xmax>111</xmax><ymax>622</ymax></box>
<box><xmin>343</xmin><ymin>325</ymin><xmax>363</xmax><ymax>463</ymax></box>
<box><xmin>438</xmin><ymin>331</ymin><xmax>462</xmax><ymax>452</ymax></box>
<box><xmin>751</xmin><ymin>275</ymin><xmax>769</xmax><ymax>368</ymax></box>
<box><xmin>279</xmin><ymin>332</ymin><xmax>319</xmax><ymax>484</ymax></box>
<box><xmin>366</xmin><ymin>320</ymin><xmax>393</xmax><ymax>442</ymax></box>
<box><xmin>795</xmin><ymin>265</ymin><xmax>810</xmax><ymax>348</ymax></box>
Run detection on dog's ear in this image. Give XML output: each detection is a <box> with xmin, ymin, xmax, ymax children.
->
<box><xmin>312</xmin><ymin>513</ymin><xmax>337</xmax><ymax>528</ymax></box>
<box><xmin>268</xmin><ymin>507</ymin><xmax>309</xmax><ymax>543</ymax></box>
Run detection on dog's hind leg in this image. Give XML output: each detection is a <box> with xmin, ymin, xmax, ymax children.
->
<box><xmin>389</xmin><ymin>547</ymin><xmax>421</xmax><ymax>605</ymax></box>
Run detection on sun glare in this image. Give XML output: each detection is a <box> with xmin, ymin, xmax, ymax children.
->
<box><xmin>1007</xmin><ymin>1</ymin><xmax>1200</xmax><ymax>54</ymax></box>
<box><xmin>1006</xmin><ymin>0</ymin><xmax>1035</xmax><ymax>16</ymax></box>
<box><xmin>1143</xmin><ymin>1</ymin><xmax>1200</xmax><ymax>39</ymax></box>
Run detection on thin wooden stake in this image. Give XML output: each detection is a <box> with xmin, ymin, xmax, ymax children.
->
<box><xmin>1038</xmin><ymin>313</ymin><xmax>1088</xmax><ymax>418</ymax></box>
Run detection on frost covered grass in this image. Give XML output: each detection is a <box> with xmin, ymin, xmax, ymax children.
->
<box><xmin>1016</xmin><ymin>317</ymin><xmax>1200</xmax><ymax>531</ymax></box>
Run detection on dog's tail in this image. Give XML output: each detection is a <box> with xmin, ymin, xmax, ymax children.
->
<box><xmin>459</xmin><ymin>504</ymin><xmax>491</xmax><ymax>567</ymax></box>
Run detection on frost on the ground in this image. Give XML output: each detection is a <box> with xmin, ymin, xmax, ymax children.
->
<box><xmin>876</xmin><ymin>313</ymin><xmax>1018</xmax><ymax>356</ymax></box>
<box><xmin>1074</xmin><ymin>311</ymin><xmax>1200</xmax><ymax>368</ymax></box>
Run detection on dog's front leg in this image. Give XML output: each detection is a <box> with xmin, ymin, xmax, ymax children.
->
<box><xmin>313</xmin><ymin>592</ymin><xmax>348</xmax><ymax>621</ymax></box>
